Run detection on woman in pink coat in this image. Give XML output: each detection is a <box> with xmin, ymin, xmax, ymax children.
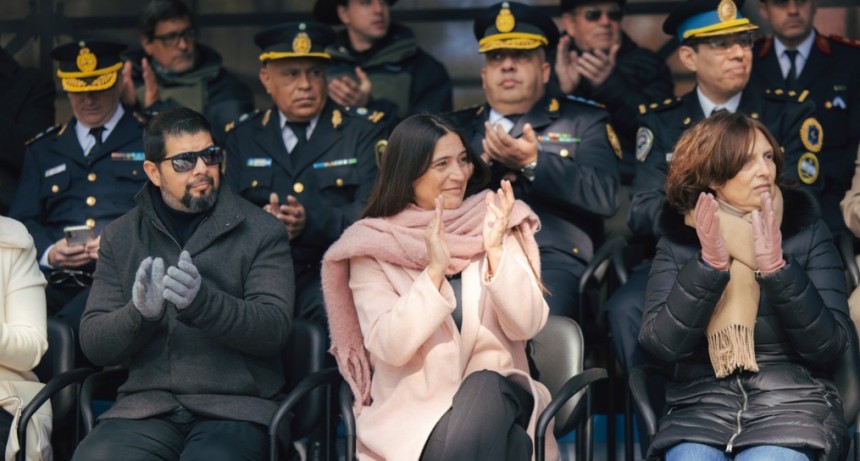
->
<box><xmin>322</xmin><ymin>113</ymin><xmax>558</xmax><ymax>461</ymax></box>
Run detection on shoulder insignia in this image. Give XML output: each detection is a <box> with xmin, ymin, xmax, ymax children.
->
<box><xmin>564</xmin><ymin>95</ymin><xmax>603</xmax><ymax>108</ymax></box>
<box><xmin>639</xmin><ymin>97</ymin><xmax>681</xmax><ymax>114</ymax></box>
<box><xmin>132</xmin><ymin>111</ymin><xmax>148</xmax><ymax>124</ymax></box>
<box><xmin>375</xmin><ymin>139</ymin><xmax>388</xmax><ymax>168</ymax></box>
<box><xmin>332</xmin><ymin>109</ymin><xmax>343</xmax><ymax>129</ymax></box>
<box><xmin>816</xmin><ymin>34</ymin><xmax>832</xmax><ymax>55</ymax></box>
<box><xmin>798</xmin><ymin>89</ymin><xmax>809</xmax><ymax>102</ymax></box>
<box><xmin>368</xmin><ymin>111</ymin><xmax>385</xmax><ymax>124</ymax></box>
<box><xmin>829</xmin><ymin>34</ymin><xmax>860</xmax><ymax>50</ymax></box>
<box><xmin>549</xmin><ymin>98</ymin><xmax>559</xmax><ymax>112</ymax></box>
<box><xmin>639</xmin><ymin>104</ymin><xmax>647</xmax><ymax>115</ymax></box>
<box><xmin>800</xmin><ymin>117</ymin><xmax>823</xmax><ymax>153</ymax></box>
<box><xmin>635</xmin><ymin>127</ymin><xmax>654</xmax><ymax>162</ymax></box>
<box><xmin>25</xmin><ymin>125</ymin><xmax>61</xmax><ymax>146</ymax></box>
<box><xmin>227</xmin><ymin>110</ymin><xmax>262</xmax><ymax>133</ymax></box>
<box><xmin>798</xmin><ymin>152</ymin><xmax>820</xmax><ymax>185</ymax></box>
<box><xmin>764</xmin><ymin>88</ymin><xmax>808</xmax><ymax>103</ymax></box>
<box><xmin>757</xmin><ymin>36</ymin><xmax>773</xmax><ymax>58</ymax></box>
<box><xmin>57</xmin><ymin>124</ymin><xmax>68</xmax><ymax>136</ymax></box>
<box><xmin>476</xmin><ymin>105</ymin><xmax>485</xmax><ymax>116</ymax></box>
<box><xmin>262</xmin><ymin>109</ymin><xmax>272</xmax><ymax>127</ymax></box>
<box><xmin>606</xmin><ymin>124</ymin><xmax>622</xmax><ymax>160</ymax></box>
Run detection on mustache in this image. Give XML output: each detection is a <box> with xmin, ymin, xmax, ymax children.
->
<box><xmin>186</xmin><ymin>176</ymin><xmax>214</xmax><ymax>190</ymax></box>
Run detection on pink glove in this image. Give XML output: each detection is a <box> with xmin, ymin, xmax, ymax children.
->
<box><xmin>752</xmin><ymin>191</ymin><xmax>785</xmax><ymax>275</ymax></box>
<box><xmin>694</xmin><ymin>192</ymin><xmax>730</xmax><ymax>270</ymax></box>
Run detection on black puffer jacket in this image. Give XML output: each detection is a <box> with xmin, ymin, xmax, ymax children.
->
<box><xmin>639</xmin><ymin>188</ymin><xmax>851</xmax><ymax>460</ymax></box>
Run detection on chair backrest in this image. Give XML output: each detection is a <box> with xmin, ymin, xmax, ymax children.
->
<box><xmin>834</xmin><ymin>320</ymin><xmax>860</xmax><ymax>424</ymax></box>
<box><xmin>280</xmin><ymin>318</ymin><xmax>327</xmax><ymax>439</ymax></box>
<box><xmin>530</xmin><ymin>315</ymin><xmax>586</xmax><ymax>436</ymax></box>
<box><xmin>37</xmin><ymin>318</ymin><xmax>76</xmax><ymax>424</ymax></box>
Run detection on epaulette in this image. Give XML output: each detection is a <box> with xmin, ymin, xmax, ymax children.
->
<box><xmin>638</xmin><ymin>97</ymin><xmax>681</xmax><ymax>115</ymax></box>
<box><xmin>764</xmin><ymin>88</ymin><xmax>809</xmax><ymax>103</ymax></box>
<box><xmin>350</xmin><ymin>106</ymin><xmax>386</xmax><ymax>124</ymax></box>
<box><xmin>564</xmin><ymin>95</ymin><xmax>604</xmax><ymax>108</ymax></box>
<box><xmin>132</xmin><ymin>111</ymin><xmax>149</xmax><ymax>125</ymax></box>
<box><xmin>25</xmin><ymin>125</ymin><xmax>62</xmax><ymax>146</ymax></box>
<box><xmin>829</xmin><ymin>34</ymin><xmax>860</xmax><ymax>49</ymax></box>
<box><xmin>225</xmin><ymin>109</ymin><xmax>262</xmax><ymax>133</ymax></box>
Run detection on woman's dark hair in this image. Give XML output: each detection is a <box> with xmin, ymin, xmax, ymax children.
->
<box><xmin>362</xmin><ymin>113</ymin><xmax>490</xmax><ymax>218</ymax></box>
<box><xmin>665</xmin><ymin>111</ymin><xmax>784</xmax><ymax>213</ymax></box>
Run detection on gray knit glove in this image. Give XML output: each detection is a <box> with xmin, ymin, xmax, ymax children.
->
<box><xmin>163</xmin><ymin>251</ymin><xmax>201</xmax><ymax>310</ymax></box>
<box><xmin>132</xmin><ymin>257</ymin><xmax>166</xmax><ymax>320</ymax></box>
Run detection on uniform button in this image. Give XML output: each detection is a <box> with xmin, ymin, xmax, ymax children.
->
<box><xmin>572</xmin><ymin>247</ymin><xmax>579</xmax><ymax>255</ymax></box>
<box><xmin>293</xmin><ymin>182</ymin><xmax>304</xmax><ymax>193</ymax></box>
<box><xmin>560</xmin><ymin>149</ymin><xmax>569</xmax><ymax>158</ymax></box>
<box><xmin>751</xmin><ymin>113</ymin><xmax>760</xmax><ymax>120</ymax></box>
<box><xmin>825</xmin><ymin>101</ymin><xmax>833</xmax><ymax>109</ymax></box>
<box><xmin>336</xmin><ymin>178</ymin><xmax>344</xmax><ymax>187</ymax></box>
<box><xmin>132</xmin><ymin>170</ymin><xmax>138</xmax><ymax>176</ymax></box>
<box><xmin>87</xmin><ymin>173</ymin><xmax>97</xmax><ymax>182</ymax></box>
<box><xmin>86</xmin><ymin>196</ymin><xmax>97</xmax><ymax>206</ymax></box>
<box><xmin>85</xmin><ymin>218</ymin><xmax>95</xmax><ymax>228</ymax></box>
<box><xmin>251</xmin><ymin>180</ymin><xmax>259</xmax><ymax>188</ymax></box>
<box><xmin>51</xmin><ymin>185</ymin><xmax>59</xmax><ymax>193</ymax></box>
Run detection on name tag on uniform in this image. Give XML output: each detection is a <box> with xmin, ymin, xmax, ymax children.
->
<box><xmin>44</xmin><ymin>163</ymin><xmax>66</xmax><ymax>178</ymax></box>
<box><xmin>246</xmin><ymin>158</ymin><xmax>273</xmax><ymax>167</ymax></box>
<box><xmin>111</xmin><ymin>152</ymin><xmax>145</xmax><ymax>161</ymax></box>
<box><xmin>313</xmin><ymin>158</ymin><xmax>357</xmax><ymax>169</ymax></box>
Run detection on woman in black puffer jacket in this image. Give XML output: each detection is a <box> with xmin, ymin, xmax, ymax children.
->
<box><xmin>639</xmin><ymin>113</ymin><xmax>852</xmax><ymax>461</ymax></box>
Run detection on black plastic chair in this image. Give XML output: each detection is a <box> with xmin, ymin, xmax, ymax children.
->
<box><xmin>16</xmin><ymin>318</ymin><xmax>94</xmax><ymax>461</ymax></box>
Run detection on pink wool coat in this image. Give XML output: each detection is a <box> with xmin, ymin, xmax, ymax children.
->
<box><xmin>347</xmin><ymin>233</ymin><xmax>560</xmax><ymax>461</ymax></box>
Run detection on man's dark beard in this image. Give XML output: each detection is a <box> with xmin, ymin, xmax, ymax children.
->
<box><xmin>181</xmin><ymin>178</ymin><xmax>217</xmax><ymax>212</ymax></box>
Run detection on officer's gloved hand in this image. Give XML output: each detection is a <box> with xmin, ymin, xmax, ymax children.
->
<box><xmin>132</xmin><ymin>256</ymin><xmax>166</xmax><ymax>320</ymax></box>
<box><xmin>163</xmin><ymin>251</ymin><xmax>201</xmax><ymax>310</ymax></box>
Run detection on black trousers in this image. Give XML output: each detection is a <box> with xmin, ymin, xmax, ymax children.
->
<box><xmin>420</xmin><ymin>370</ymin><xmax>535</xmax><ymax>461</ymax></box>
<box><xmin>71</xmin><ymin>407</ymin><xmax>267</xmax><ymax>461</ymax></box>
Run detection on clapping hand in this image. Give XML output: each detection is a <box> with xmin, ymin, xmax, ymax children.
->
<box><xmin>163</xmin><ymin>251</ymin><xmax>202</xmax><ymax>310</ymax></box>
<box><xmin>425</xmin><ymin>196</ymin><xmax>450</xmax><ymax>289</ymax></box>
<box><xmin>483</xmin><ymin>180</ymin><xmax>515</xmax><ymax>274</ymax></box>
<box><xmin>132</xmin><ymin>256</ymin><xmax>165</xmax><ymax>320</ymax></box>
<box><xmin>751</xmin><ymin>191</ymin><xmax>785</xmax><ymax>276</ymax></box>
<box><xmin>694</xmin><ymin>192</ymin><xmax>730</xmax><ymax>271</ymax></box>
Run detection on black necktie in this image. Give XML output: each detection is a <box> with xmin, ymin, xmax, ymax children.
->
<box><xmin>88</xmin><ymin>127</ymin><xmax>104</xmax><ymax>156</ymax></box>
<box><xmin>711</xmin><ymin>107</ymin><xmax>727</xmax><ymax>116</ymax></box>
<box><xmin>286</xmin><ymin>121</ymin><xmax>309</xmax><ymax>152</ymax></box>
<box><xmin>785</xmin><ymin>49</ymin><xmax>799</xmax><ymax>89</ymax></box>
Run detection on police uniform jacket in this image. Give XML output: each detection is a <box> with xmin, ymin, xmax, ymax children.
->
<box><xmin>629</xmin><ymin>84</ymin><xmax>816</xmax><ymax>238</ymax></box>
<box><xmin>225</xmin><ymin>101</ymin><xmax>384</xmax><ymax>268</ymax></box>
<box><xmin>8</xmin><ymin>108</ymin><xmax>147</xmax><ymax>259</ymax></box>
<box><xmin>451</xmin><ymin>94</ymin><xmax>620</xmax><ymax>263</ymax></box>
<box><xmin>753</xmin><ymin>32</ymin><xmax>860</xmax><ymax>231</ymax></box>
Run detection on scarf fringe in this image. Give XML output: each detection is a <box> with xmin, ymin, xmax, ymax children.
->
<box><xmin>707</xmin><ymin>324</ymin><xmax>759</xmax><ymax>378</ymax></box>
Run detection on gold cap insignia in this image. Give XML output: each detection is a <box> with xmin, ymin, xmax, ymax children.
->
<box><xmin>76</xmin><ymin>46</ymin><xmax>98</xmax><ymax>73</ymax></box>
<box><xmin>496</xmin><ymin>2</ymin><xmax>515</xmax><ymax>34</ymax></box>
<box><xmin>293</xmin><ymin>30</ymin><xmax>312</xmax><ymax>55</ymax></box>
<box><xmin>800</xmin><ymin>117</ymin><xmax>823</xmax><ymax>153</ymax></box>
<box><xmin>717</xmin><ymin>0</ymin><xmax>737</xmax><ymax>23</ymax></box>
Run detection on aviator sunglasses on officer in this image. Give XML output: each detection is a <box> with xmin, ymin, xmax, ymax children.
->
<box><xmin>687</xmin><ymin>31</ymin><xmax>757</xmax><ymax>53</ymax></box>
<box><xmin>158</xmin><ymin>145</ymin><xmax>224</xmax><ymax>172</ymax></box>
<box><xmin>578</xmin><ymin>5</ymin><xmax>623</xmax><ymax>22</ymax></box>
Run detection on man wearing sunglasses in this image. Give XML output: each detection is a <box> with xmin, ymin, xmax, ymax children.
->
<box><xmin>451</xmin><ymin>2</ymin><xmax>620</xmax><ymax>319</ymax></box>
<box><xmin>74</xmin><ymin>107</ymin><xmax>293</xmax><ymax>461</ymax></box>
<box><xmin>8</xmin><ymin>40</ymin><xmax>148</xmax><ymax>347</ymax></box>
<box><xmin>604</xmin><ymin>0</ymin><xmax>819</xmax><ymax>408</ymax></box>
<box><xmin>555</xmin><ymin>0</ymin><xmax>674</xmax><ymax>184</ymax></box>
<box><xmin>752</xmin><ymin>0</ymin><xmax>860</xmax><ymax>234</ymax></box>
<box><xmin>120</xmin><ymin>0</ymin><xmax>253</xmax><ymax>144</ymax></box>
<box><xmin>226</xmin><ymin>21</ymin><xmax>385</xmax><ymax>329</ymax></box>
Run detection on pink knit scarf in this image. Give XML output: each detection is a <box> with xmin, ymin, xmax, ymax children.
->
<box><xmin>321</xmin><ymin>190</ymin><xmax>541</xmax><ymax>411</ymax></box>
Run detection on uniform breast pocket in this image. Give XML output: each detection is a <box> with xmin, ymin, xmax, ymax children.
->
<box><xmin>315</xmin><ymin>165</ymin><xmax>360</xmax><ymax>205</ymax></box>
<box><xmin>111</xmin><ymin>160</ymin><xmax>146</xmax><ymax>183</ymax></box>
<box><xmin>238</xmin><ymin>167</ymin><xmax>274</xmax><ymax>204</ymax></box>
<box><xmin>820</xmin><ymin>104</ymin><xmax>849</xmax><ymax>148</ymax></box>
<box><xmin>539</xmin><ymin>141</ymin><xmax>578</xmax><ymax>160</ymax></box>
<box><xmin>42</xmin><ymin>171</ymin><xmax>70</xmax><ymax>206</ymax></box>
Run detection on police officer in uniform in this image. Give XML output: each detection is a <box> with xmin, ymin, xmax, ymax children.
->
<box><xmin>8</xmin><ymin>40</ymin><xmax>148</xmax><ymax>338</ymax></box>
<box><xmin>753</xmin><ymin>0</ymin><xmax>860</xmax><ymax>232</ymax></box>
<box><xmin>605</xmin><ymin>0</ymin><xmax>818</xmax><ymax>376</ymax></box>
<box><xmin>225</xmin><ymin>22</ymin><xmax>385</xmax><ymax>327</ymax></box>
<box><xmin>451</xmin><ymin>1</ymin><xmax>621</xmax><ymax>319</ymax></box>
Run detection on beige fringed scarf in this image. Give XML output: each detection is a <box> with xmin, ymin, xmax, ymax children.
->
<box><xmin>684</xmin><ymin>188</ymin><xmax>783</xmax><ymax>378</ymax></box>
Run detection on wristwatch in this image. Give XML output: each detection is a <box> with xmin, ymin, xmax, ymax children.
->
<box><xmin>521</xmin><ymin>160</ymin><xmax>538</xmax><ymax>182</ymax></box>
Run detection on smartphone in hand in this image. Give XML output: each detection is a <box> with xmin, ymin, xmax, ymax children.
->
<box><xmin>64</xmin><ymin>225</ymin><xmax>92</xmax><ymax>246</ymax></box>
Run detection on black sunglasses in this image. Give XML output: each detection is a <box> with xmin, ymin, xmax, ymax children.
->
<box><xmin>152</xmin><ymin>27</ymin><xmax>197</xmax><ymax>47</ymax></box>
<box><xmin>581</xmin><ymin>7</ymin><xmax>623</xmax><ymax>22</ymax></box>
<box><xmin>159</xmin><ymin>146</ymin><xmax>223</xmax><ymax>173</ymax></box>
<box><xmin>48</xmin><ymin>270</ymin><xmax>93</xmax><ymax>288</ymax></box>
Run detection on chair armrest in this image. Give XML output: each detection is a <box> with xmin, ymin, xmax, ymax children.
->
<box><xmin>340</xmin><ymin>381</ymin><xmax>356</xmax><ymax>461</ymax></box>
<box><xmin>80</xmin><ymin>368</ymin><xmax>128</xmax><ymax>435</ymax></box>
<box><xmin>535</xmin><ymin>368</ymin><xmax>608</xmax><ymax>461</ymax></box>
<box><xmin>16</xmin><ymin>367</ymin><xmax>95</xmax><ymax>461</ymax></box>
<box><xmin>268</xmin><ymin>367</ymin><xmax>342</xmax><ymax>461</ymax></box>
<box><xmin>628</xmin><ymin>364</ymin><xmax>672</xmax><ymax>449</ymax></box>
